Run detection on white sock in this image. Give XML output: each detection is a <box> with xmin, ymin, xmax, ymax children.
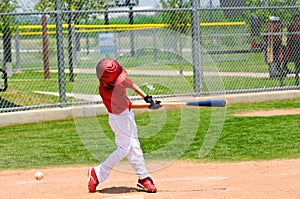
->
<box><xmin>94</xmin><ymin>165</ymin><xmax>101</xmax><ymax>182</ymax></box>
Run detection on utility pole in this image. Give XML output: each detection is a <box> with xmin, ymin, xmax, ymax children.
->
<box><xmin>55</xmin><ymin>0</ymin><xmax>67</xmax><ymax>107</ymax></box>
<box><xmin>127</xmin><ymin>0</ymin><xmax>135</xmax><ymax>56</ymax></box>
<box><xmin>3</xmin><ymin>0</ymin><xmax>12</xmax><ymax>76</ymax></box>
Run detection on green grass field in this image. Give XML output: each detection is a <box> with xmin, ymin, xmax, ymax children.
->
<box><xmin>0</xmin><ymin>99</ymin><xmax>299</xmax><ymax>170</ymax></box>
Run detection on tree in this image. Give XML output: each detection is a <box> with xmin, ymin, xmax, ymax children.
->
<box><xmin>160</xmin><ymin>0</ymin><xmax>191</xmax><ymax>34</ymax></box>
<box><xmin>34</xmin><ymin>0</ymin><xmax>54</xmax><ymax>79</ymax></box>
<box><xmin>243</xmin><ymin>0</ymin><xmax>297</xmax><ymax>24</ymax></box>
<box><xmin>63</xmin><ymin>1</ymin><xmax>108</xmax><ymax>82</ymax></box>
<box><xmin>34</xmin><ymin>0</ymin><xmax>108</xmax><ymax>82</ymax></box>
<box><xmin>160</xmin><ymin>0</ymin><xmax>191</xmax><ymax>74</ymax></box>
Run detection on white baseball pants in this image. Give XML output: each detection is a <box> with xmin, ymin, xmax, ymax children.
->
<box><xmin>95</xmin><ymin>109</ymin><xmax>150</xmax><ymax>182</ymax></box>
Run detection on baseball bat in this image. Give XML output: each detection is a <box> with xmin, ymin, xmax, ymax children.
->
<box><xmin>132</xmin><ymin>100</ymin><xmax>226</xmax><ymax>109</ymax></box>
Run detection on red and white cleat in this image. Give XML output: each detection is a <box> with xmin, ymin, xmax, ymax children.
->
<box><xmin>137</xmin><ymin>177</ymin><xmax>157</xmax><ymax>193</ymax></box>
<box><xmin>88</xmin><ymin>167</ymin><xmax>99</xmax><ymax>193</ymax></box>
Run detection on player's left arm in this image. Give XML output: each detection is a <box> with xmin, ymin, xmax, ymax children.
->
<box><xmin>127</xmin><ymin>80</ymin><xmax>161</xmax><ymax>110</ymax></box>
<box><xmin>132</xmin><ymin>83</ymin><xmax>162</xmax><ymax>109</ymax></box>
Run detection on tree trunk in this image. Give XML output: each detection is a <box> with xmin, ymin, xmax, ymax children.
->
<box><xmin>41</xmin><ymin>14</ymin><xmax>50</xmax><ymax>79</ymax></box>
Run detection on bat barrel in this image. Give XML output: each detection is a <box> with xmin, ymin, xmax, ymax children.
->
<box><xmin>186</xmin><ymin>100</ymin><xmax>226</xmax><ymax>107</ymax></box>
<box><xmin>132</xmin><ymin>100</ymin><xmax>226</xmax><ymax>109</ymax></box>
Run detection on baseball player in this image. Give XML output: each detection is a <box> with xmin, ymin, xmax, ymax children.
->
<box><xmin>88</xmin><ymin>58</ymin><xmax>161</xmax><ymax>193</ymax></box>
<box><xmin>267</xmin><ymin>16</ymin><xmax>283</xmax><ymax>79</ymax></box>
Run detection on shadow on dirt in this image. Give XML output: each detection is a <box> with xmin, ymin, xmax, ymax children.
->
<box><xmin>99</xmin><ymin>186</ymin><xmax>148</xmax><ymax>194</ymax></box>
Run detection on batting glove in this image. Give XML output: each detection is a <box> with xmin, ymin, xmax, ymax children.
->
<box><xmin>144</xmin><ymin>95</ymin><xmax>162</xmax><ymax>110</ymax></box>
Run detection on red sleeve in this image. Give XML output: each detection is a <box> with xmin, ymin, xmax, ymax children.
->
<box><xmin>122</xmin><ymin>78</ymin><xmax>134</xmax><ymax>89</ymax></box>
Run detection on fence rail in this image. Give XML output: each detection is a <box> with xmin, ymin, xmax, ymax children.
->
<box><xmin>0</xmin><ymin>22</ymin><xmax>246</xmax><ymax>36</ymax></box>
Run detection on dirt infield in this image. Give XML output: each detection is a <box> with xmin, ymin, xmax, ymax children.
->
<box><xmin>233</xmin><ymin>108</ymin><xmax>300</xmax><ymax>117</ymax></box>
<box><xmin>1</xmin><ymin>159</ymin><xmax>299</xmax><ymax>199</ymax></box>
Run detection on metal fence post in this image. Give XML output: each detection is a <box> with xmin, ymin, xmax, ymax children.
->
<box><xmin>243</xmin><ymin>22</ymin><xmax>248</xmax><ymax>60</ymax></box>
<box><xmin>55</xmin><ymin>0</ymin><xmax>67</xmax><ymax>107</ymax></box>
<box><xmin>14</xmin><ymin>30</ymin><xmax>21</xmax><ymax>71</ymax></box>
<box><xmin>68</xmin><ymin>23</ymin><xmax>76</xmax><ymax>82</ymax></box>
<box><xmin>153</xmin><ymin>30</ymin><xmax>157</xmax><ymax>63</ymax></box>
<box><xmin>129</xmin><ymin>5</ymin><xmax>135</xmax><ymax>56</ymax></box>
<box><xmin>190</xmin><ymin>0</ymin><xmax>203</xmax><ymax>95</ymax></box>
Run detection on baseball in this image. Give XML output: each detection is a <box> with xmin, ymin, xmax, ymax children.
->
<box><xmin>34</xmin><ymin>171</ymin><xmax>44</xmax><ymax>181</ymax></box>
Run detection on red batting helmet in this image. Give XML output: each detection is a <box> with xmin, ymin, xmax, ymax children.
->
<box><xmin>96</xmin><ymin>58</ymin><xmax>128</xmax><ymax>85</ymax></box>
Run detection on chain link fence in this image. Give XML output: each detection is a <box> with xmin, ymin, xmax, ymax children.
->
<box><xmin>0</xmin><ymin>0</ymin><xmax>300</xmax><ymax>112</ymax></box>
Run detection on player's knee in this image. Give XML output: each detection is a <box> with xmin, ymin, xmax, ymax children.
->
<box><xmin>117</xmin><ymin>146</ymin><xmax>130</xmax><ymax>158</ymax></box>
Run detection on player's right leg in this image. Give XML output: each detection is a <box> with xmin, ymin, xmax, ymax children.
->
<box><xmin>137</xmin><ymin>176</ymin><xmax>157</xmax><ymax>193</ymax></box>
<box><xmin>88</xmin><ymin>110</ymin><xmax>133</xmax><ymax>192</ymax></box>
